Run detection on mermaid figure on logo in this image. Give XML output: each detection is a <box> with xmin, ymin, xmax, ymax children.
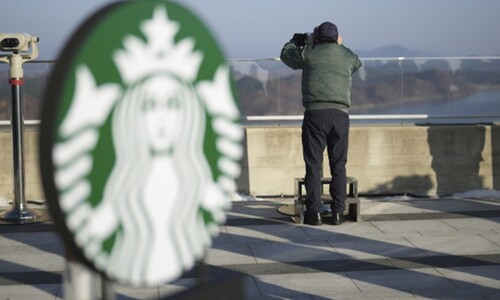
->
<box><xmin>54</xmin><ymin>6</ymin><xmax>242</xmax><ymax>286</ymax></box>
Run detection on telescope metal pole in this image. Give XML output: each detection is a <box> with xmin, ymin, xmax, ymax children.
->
<box><xmin>0</xmin><ymin>54</ymin><xmax>41</xmax><ymax>223</ymax></box>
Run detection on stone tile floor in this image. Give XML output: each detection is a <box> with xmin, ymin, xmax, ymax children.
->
<box><xmin>1</xmin><ymin>195</ymin><xmax>500</xmax><ymax>299</ymax></box>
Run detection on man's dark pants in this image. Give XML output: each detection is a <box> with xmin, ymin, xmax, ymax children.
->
<box><xmin>302</xmin><ymin>108</ymin><xmax>349</xmax><ymax>214</ymax></box>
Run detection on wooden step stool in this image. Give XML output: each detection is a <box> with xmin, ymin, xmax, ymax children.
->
<box><xmin>294</xmin><ymin>177</ymin><xmax>361</xmax><ymax>223</ymax></box>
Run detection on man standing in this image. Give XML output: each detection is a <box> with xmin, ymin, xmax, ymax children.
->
<box><xmin>280</xmin><ymin>22</ymin><xmax>362</xmax><ymax>226</ymax></box>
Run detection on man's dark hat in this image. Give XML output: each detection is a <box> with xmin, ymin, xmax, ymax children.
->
<box><xmin>314</xmin><ymin>22</ymin><xmax>338</xmax><ymax>42</ymax></box>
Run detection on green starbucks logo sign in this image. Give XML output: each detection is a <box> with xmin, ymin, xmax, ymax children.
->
<box><xmin>40</xmin><ymin>1</ymin><xmax>242</xmax><ymax>286</ymax></box>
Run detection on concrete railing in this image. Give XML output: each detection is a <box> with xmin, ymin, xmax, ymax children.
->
<box><xmin>1</xmin><ymin>124</ymin><xmax>499</xmax><ymax>201</ymax></box>
<box><xmin>239</xmin><ymin>123</ymin><xmax>500</xmax><ymax>196</ymax></box>
<box><xmin>0</xmin><ymin>127</ymin><xmax>43</xmax><ymax>201</ymax></box>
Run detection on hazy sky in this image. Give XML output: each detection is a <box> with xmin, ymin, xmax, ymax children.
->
<box><xmin>2</xmin><ymin>0</ymin><xmax>500</xmax><ymax>60</ymax></box>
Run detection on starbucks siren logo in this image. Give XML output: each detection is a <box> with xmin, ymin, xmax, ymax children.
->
<box><xmin>50</xmin><ymin>5</ymin><xmax>242</xmax><ymax>286</ymax></box>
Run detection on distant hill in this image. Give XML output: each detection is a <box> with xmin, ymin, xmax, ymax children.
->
<box><xmin>355</xmin><ymin>45</ymin><xmax>436</xmax><ymax>58</ymax></box>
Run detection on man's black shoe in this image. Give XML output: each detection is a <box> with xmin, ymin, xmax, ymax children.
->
<box><xmin>332</xmin><ymin>212</ymin><xmax>345</xmax><ymax>225</ymax></box>
<box><xmin>304</xmin><ymin>212</ymin><xmax>323</xmax><ymax>226</ymax></box>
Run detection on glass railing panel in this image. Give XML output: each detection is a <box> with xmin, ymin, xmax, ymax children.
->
<box><xmin>399</xmin><ymin>58</ymin><xmax>500</xmax><ymax>123</ymax></box>
<box><xmin>350</xmin><ymin>59</ymin><xmax>403</xmax><ymax>115</ymax></box>
<box><xmin>230</xmin><ymin>59</ymin><xmax>303</xmax><ymax>116</ymax></box>
<box><xmin>0</xmin><ymin>63</ymin><xmax>10</xmax><ymax>121</ymax></box>
<box><xmin>0</xmin><ymin>61</ymin><xmax>53</xmax><ymax>121</ymax></box>
<box><xmin>400</xmin><ymin>59</ymin><xmax>457</xmax><ymax>116</ymax></box>
<box><xmin>443</xmin><ymin>58</ymin><xmax>500</xmax><ymax>123</ymax></box>
<box><xmin>1</xmin><ymin>58</ymin><xmax>499</xmax><ymax>124</ymax></box>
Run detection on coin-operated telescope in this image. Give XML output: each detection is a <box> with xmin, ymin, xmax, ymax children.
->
<box><xmin>0</xmin><ymin>33</ymin><xmax>39</xmax><ymax>81</ymax></box>
<box><xmin>0</xmin><ymin>33</ymin><xmax>42</xmax><ymax>223</ymax></box>
<box><xmin>0</xmin><ymin>33</ymin><xmax>39</xmax><ymax>51</ymax></box>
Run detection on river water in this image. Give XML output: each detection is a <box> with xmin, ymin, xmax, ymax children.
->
<box><xmin>353</xmin><ymin>89</ymin><xmax>500</xmax><ymax>124</ymax></box>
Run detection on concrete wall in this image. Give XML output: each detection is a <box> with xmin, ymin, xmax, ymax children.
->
<box><xmin>241</xmin><ymin>124</ymin><xmax>500</xmax><ymax>197</ymax></box>
<box><xmin>1</xmin><ymin>124</ymin><xmax>499</xmax><ymax>201</ymax></box>
<box><xmin>0</xmin><ymin>127</ymin><xmax>44</xmax><ymax>200</ymax></box>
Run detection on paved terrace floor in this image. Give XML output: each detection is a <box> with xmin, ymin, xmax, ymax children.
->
<box><xmin>1</xmin><ymin>195</ymin><xmax>500</xmax><ymax>299</ymax></box>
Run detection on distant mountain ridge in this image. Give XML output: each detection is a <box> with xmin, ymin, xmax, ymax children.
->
<box><xmin>354</xmin><ymin>45</ymin><xmax>436</xmax><ymax>58</ymax></box>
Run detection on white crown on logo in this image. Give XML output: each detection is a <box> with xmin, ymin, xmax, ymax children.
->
<box><xmin>113</xmin><ymin>6</ymin><xmax>203</xmax><ymax>84</ymax></box>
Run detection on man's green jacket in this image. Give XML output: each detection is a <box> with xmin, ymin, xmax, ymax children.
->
<box><xmin>280</xmin><ymin>40</ymin><xmax>362</xmax><ymax>111</ymax></box>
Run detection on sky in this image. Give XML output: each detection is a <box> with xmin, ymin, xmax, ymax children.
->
<box><xmin>2</xmin><ymin>0</ymin><xmax>500</xmax><ymax>60</ymax></box>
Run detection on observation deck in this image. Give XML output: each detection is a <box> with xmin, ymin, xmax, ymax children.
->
<box><xmin>0</xmin><ymin>57</ymin><xmax>499</xmax><ymax>298</ymax></box>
